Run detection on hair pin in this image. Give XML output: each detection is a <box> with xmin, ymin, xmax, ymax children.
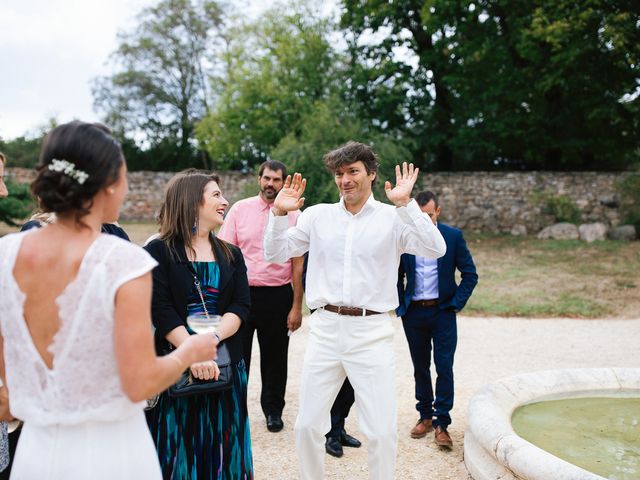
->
<box><xmin>48</xmin><ymin>159</ymin><xmax>89</xmax><ymax>185</ymax></box>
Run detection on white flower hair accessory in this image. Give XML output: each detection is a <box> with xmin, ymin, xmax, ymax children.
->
<box><xmin>48</xmin><ymin>159</ymin><xmax>89</xmax><ymax>185</ymax></box>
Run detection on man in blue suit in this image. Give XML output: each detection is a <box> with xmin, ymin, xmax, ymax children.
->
<box><xmin>396</xmin><ymin>191</ymin><xmax>478</xmax><ymax>448</ymax></box>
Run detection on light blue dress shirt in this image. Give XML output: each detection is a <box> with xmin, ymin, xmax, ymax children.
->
<box><xmin>411</xmin><ymin>254</ymin><xmax>439</xmax><ymax>301</ymax></box>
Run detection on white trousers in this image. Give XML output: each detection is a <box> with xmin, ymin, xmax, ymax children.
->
<box><xmin>295</xmin><ymin>309</ymin><xmax>398</xmax><ymax>480</ymax></box>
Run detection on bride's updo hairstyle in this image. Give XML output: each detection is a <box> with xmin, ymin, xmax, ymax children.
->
<box><xmin>31</xmin><ymin>121</ymin><xmax>124</xmax><ymax>224</ymax></box>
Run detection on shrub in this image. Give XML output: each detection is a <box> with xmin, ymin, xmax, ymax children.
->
<box><xmin>617</xmin><ymin>172</ymin><xmax>640</xmax><ymax>230</ymax></box>
<box><xmin>530</xmin><ymin>191</ymin><xmax>581</xmax><ymax>224</ymax></box>
<box><xmin>0</xmin><ymin>179</ymin><xmax>35</xmax><ymax>227</ymax></box>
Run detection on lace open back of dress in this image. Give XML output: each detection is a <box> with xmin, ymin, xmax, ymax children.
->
<box><xmin>13</xmin><ymin>234</ymin><xmax>101</xmax><ymax>380</ymax></box>
<box><xmin>0</xmin><ymin>231</ymin><xmax>156</xmax><ymax>426</ymax></box>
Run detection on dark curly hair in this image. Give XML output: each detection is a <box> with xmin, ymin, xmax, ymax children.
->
<box><xmin>323</xmin><ymin>141</ymin><xmax>379</xmax><ymax>183</ymax></box>
<box><xmin>31</xmin><ymin>121</ymin><xmax>124</xmax><ymax>225</ymax></box>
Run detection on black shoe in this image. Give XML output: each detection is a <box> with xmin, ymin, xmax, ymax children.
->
<box><xmin>340</xmin><ymin>430</ymin><xmax>362</xmax><ymax>448</ymax></box>
<box><xmin>266</xmin><ymin>414</ymin><xmax>284</xmax><ymax>432</ymax></box>
<box><xmin>325</xmin><ymin>436</ymin><xmax>343</xmax><ymax>457</ymax></box>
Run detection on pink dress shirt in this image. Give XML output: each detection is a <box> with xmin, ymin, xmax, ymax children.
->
<box><xmin>218</xmin><ymin>195</ymin><xmax>300</xmax><ymax>287</ymax></box>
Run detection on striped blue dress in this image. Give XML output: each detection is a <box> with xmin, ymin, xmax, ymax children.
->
<box><xmin>146</xmin><ymin>262</ymin><xmax>254</xmax><ymax>479</ymax></box>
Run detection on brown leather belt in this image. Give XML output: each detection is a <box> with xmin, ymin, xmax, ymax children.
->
<box><xmin>323</xmin><ymin>304</ymin><xmax>382</xmax><ymax>316</ymax></box>
<box><xmin>411</xmin><ymin>299</ymin><xmax>439</xmax><ymax>308</ymax></box>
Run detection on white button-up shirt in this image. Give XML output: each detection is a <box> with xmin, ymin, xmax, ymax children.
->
<box><xmin>263</xmin><ymin>195</ymin><xmax>446</xmax><ymax>312</ymax></box>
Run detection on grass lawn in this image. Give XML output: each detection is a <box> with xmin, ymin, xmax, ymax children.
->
<box><xmin>463</xmin><ymin>233</ymin><xmax>640</xmax><ymax>318</ymax></box>
<box><xmin>2</xmin><ymin>222</ymin><xmax>638</xmax><ymax>319</ymax></box>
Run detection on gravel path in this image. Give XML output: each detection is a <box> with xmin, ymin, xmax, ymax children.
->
<box><xmin>246</xmin><ymin>315</ymin><xmax>640</xmax><ymax>479</ymax></box>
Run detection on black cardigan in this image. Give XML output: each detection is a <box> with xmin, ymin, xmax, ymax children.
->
<box><xmin>144</xmin><ymin>237</ymin><xmax>251</xmax><ymax>363</ymax></box>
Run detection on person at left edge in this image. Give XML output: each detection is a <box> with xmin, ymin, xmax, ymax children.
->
<box><xmin>5</xmin><ymin>212</ymin><xmax>130</xmax><ymax>480</ymax></box>
<box><xmin>218</xmin><ymin>160</ymin><xmax>304</xmax><ymax>433</ymax></box>
<box><xmin>0</xmin><ymin>151</ymin><xmax>10</xmax><ymax>478</ymax></box>
<box><xmin>0</xmin><ymin>122</ymin><xmax>218</xmax><ymax>480</ymax></box>
<box><xmin>144</xmin><ymin>169</ymin><xmax>254</xmax><ymax>479</ymax></box>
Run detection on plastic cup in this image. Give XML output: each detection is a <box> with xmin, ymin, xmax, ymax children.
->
<box><xmin>186</xmin><ymin>313</ymin><xmax>221</xmax><ymax>335</ymax></box>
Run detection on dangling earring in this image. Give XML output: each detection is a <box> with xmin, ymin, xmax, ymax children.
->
<box><xmin>192</xmin><ymin>218</ymin><xmax>198</xmax><ymax>235</ymax></box>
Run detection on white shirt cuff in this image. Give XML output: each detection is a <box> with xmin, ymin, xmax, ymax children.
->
<box><xmin>268</xmin><ymin>208</ymin><xmax>291</xmax><ymax>227</ymax></box>
<box><xmin>396</xmin><ymin>198</ymin><xmax>424</xmax><ymax>224</ymax></box>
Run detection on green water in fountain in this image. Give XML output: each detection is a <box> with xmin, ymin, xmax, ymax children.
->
<box><xmin>512</xmin><ymin>397</ymin><xmax>640</xmax><ymax>479</ymax></box>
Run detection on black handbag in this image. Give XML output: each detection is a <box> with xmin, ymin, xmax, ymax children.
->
<box><xmin>168</xmin><ymin>341</ymin><xmax>232</xmax><ymax>397</ymax></box>
<box><xmin>167</xmin><ymin>267</ymin><xmax>233</xmax><ymax>397</ymax></box>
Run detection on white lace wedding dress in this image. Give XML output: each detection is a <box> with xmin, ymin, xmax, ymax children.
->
<box><xmin>0</xmin><ymin>231</ymin><xmax>162</xmax><ymax>479</ymax></box>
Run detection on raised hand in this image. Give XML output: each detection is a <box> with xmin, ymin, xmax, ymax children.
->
<box><xmin>273</xmin><ymin>173</ymin><xmax>306</xmax><ymax>215</ymax></box>
<box><xmin>384</xmin><ymin>162</ymin><xmax>419</xmax><ymax>207</ymax></box>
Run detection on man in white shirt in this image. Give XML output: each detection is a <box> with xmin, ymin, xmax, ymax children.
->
<box><xmin>263</xmin><ymin>141</ymin><xmax>446</xmax><ymax>480</ymax></box>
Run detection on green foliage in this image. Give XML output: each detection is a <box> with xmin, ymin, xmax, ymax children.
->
<box><xmin>92</xmin><ymin>0</ymin><xmax>223</xmax><ymax>170</ymax></box>
<box><xmin>0</xmin><ymin>179</ymin><xmax>35</xmax><ymax>226</ymax></box>
<box><xmin>197</xmin><ymin>5</ymin><xmax>340</xmax><ymax>171</ymax></box>
<box><xmin>616</xmin><ymin>172</ymin><xmax>640</xmax><ymax>229</ymax></box>
<box><xmin>197</xmin><ymin>2</ymin><xmax>415</xmax><ymax>201</ymax></box>
<box><xmin>82</xmin><ymin>0</ymin><xmax>639</xmax><ymax>173</ymax></box>
<box><xmin>272</xmin><ymin>97</ymin><xmax>413</xmax><ymax>206</ymax></box>
<box><xmin>340</xmin><ymin>0</ymin><xmax>640</xmax><ymax>170</ymax></box>
<box><xmin>530</xmin><ymin>190</ymin><xmax>581</xmax><ymax>224</ymax></box>
<box><xmin>0</xmin><ymin>136</ymin><xmax>41</xmax><ymax>168</ymax></box>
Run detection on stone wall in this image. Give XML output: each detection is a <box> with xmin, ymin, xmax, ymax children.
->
<box><xmin>7</xmin><ymin>167</ymin><xmax>256</xmax><ymax>222</ymax></box>
<box><xmin>424</xmin><ymin>171</ymin><xmax>631</xmax><ymax>234</ymax></box>
<box><xmin>6</xmin><ymin>167</ymin><xmax>633</xmax><ymax>233</ymax></box>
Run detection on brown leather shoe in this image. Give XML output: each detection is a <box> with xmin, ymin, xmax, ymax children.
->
<box><xmin>410</xmin><ymin>418</ymin><xmax>433</xmax><ymax>438</ymax></box>
<box><xmin>434</xmin><ymin>426</ymin><xmax>453</xmax><ymax>448</ymax></box>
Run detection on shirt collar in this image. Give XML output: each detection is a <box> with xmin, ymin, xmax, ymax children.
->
<box><xmin>339</xmin><ymin>193</ymin><xmax>377</xmax><ymax>215</ymax></box>
<box><xmin>256</xmin><ymin>194</ymin><xmax>272</xmax><ymax>211</ymax></box>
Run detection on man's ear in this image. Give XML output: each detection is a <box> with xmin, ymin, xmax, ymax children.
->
<box><xmin>370</xmin><ymin>171</ymin><xmax>377</xmax><ymax>182</ymax></box>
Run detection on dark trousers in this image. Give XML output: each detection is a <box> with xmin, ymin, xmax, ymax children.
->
<box><xmin>401</xmin><ymin>304</ymin><xmax>457</xmax><ymax>429</ymax></box>
<box><xmin>326</xmin><ymin>378</ymin><xmax>355</xmax><ymax>439</ymax></box>
<box><xmin>242</xmin><ymin>284</ymin><xmax>292</xmax><ymax>416</ymax></box>
<box><xmin>0</xmin><ymin>425</ymin><xmax>21</xmax><ymax>480</ymax></box>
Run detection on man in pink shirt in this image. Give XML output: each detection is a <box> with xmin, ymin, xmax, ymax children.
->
<box><xmin>218</xmin><ymin>160</ymin><xmax>303</xmax><ymax>432</ymax></box>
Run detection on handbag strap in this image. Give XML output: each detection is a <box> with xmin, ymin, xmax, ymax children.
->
<box><xmin>189</xmin><ymin>264</ymin><xmax>221</xmax><ymax>345</ymax></box>
<box><xmin>192</xmin><ymin>272</ymin><xmax>211</xmax><ymax>321</ymax></box>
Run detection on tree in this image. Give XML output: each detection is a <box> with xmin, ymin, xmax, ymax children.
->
<box><xmin>197</xmin><ymin>5</ymin><xmax>341</xmax><ymax>170</ymax></box>
<box><xmin>340</xmin><ymin>0</ymin><xmax>640</xmax><ymax>170</ymax></box>
<box><xmin>443</xmin><ymin>0</ymin><xmax>640</xmax><ymax>170</ymax></box>
<box><xmin>0</xmin><ymin>136</ymin><xmax>41</xmax><ymax>169</ymax></box>
<box><xmin>92</xmin><ymin>0</ymin><xmax>224</xmax><ymax>170</ymax></box>
<box><xmin>341</xmin><ymin>0</ymin><xmax>459</xmax><ymax>169</ymax></box>
<box><xmin>0</xmin><ymin>117</ymin><xmax>59</xmax><ymax>169</ymax></box>
<box><xmin>273</xmin><ymin>96</ymin><xmax>413</xmax><ymax>206</ymax></box>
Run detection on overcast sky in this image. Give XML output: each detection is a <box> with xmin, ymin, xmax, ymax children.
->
<box><xmin>0</xmin><ymin>0</ymin><xmax>284</xmax><ymax>140</ymax></box>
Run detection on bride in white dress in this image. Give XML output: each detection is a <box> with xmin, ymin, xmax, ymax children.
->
<box><xmin>0</xmin><ymin>121</ymin><xmax>218</xmax><ymax>479</ymax></box>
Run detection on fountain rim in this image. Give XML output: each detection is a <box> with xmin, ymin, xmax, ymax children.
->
<box><xmin>464</xmin><ymin>367</ymin><xmax>640</xmax><ymax>480</ymax></box>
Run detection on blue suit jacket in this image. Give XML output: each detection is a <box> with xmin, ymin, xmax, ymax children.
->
<box><xmin>396</xmin><ymin>223</ymin><xmax>478</xmax><ymax>317</ymax></box>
